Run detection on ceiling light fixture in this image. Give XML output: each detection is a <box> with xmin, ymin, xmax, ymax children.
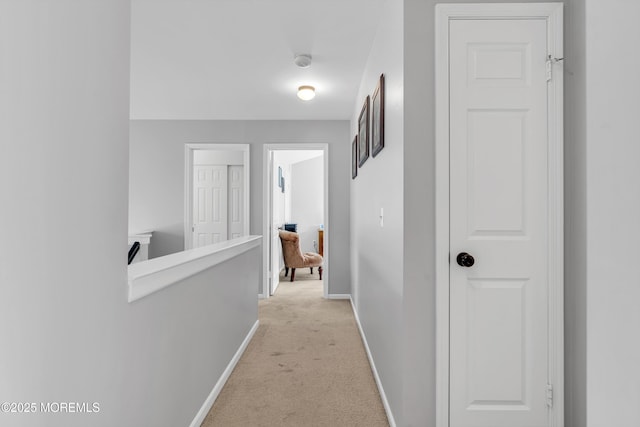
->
<box><xmin>297</xmin><ymin>85</ymin><xmax>315</xmax><ymax>101</ymax></box>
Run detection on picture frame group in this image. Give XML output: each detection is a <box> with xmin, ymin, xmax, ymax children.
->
<box><xmin>352</xmin><ymin>74</ymin><xmax>385</xmax><ymax>179</ymax></box>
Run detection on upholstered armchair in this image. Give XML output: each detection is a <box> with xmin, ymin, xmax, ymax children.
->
<box><xmin>278</xmin><ymin>230</ymin><xmax>323</xmax><ymax>282</ymax></box>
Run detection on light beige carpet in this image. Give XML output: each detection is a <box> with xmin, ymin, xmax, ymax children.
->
<box><xmin>201</xmin><ymin>270</ymin><xmax>389</xmax><ymax>427</ymax></box>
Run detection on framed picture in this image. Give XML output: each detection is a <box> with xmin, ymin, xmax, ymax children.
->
<box><xmin>352</xmin><ymin>135</ymin><xmax>358</xmax><ymax>179</ymax></box>
<box><xmin>358</xmin><ymin>95</ymin><xmax>370</xmax><ymax>167</ymax></box>
<box><xmin>371</xmin><ymin>74</ymin><xmax>385</xmax><ymax>157</ymax></box>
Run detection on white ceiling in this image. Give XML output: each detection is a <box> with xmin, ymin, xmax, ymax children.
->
<box><xmin>130</xmin><ymin>0</ymin><xmax>386</xmax><ymax>120</ymax></box>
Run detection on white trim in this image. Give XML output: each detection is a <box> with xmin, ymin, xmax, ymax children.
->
<box><xmin>271</xmin><ymin>274</ymin><xmax>281</xmax><ymax>295</ymax></box>
<box><xmin>184</xmin><ymin>143</ymin><xmax>250</xmax><ymax>251</ymax></box>
<box><xmin>261</xmin><ymin>147</ymin><xmax>271</xmax><ymax>299</ymax></box>
<box><xmin>189</xmin><ymin>320</ymin><xmax>260</xmax><ymax>427</ymax></box>
<box><xmin>435</xmin><ymin>4</ymin><xmax>564</xmax><ymax>427</ymax></box>
<box><xmin>349</xmin><ymin>297</ymin><xmax>396</xmax><ymax>427</ymax></box>
<box><xmin>546</xmin><ymin>5</ymin><xmax>565</xmax><ymax>427</ymax></box>
<box><xmin>262</xmin><ymin>143</ymin><xmax>330</xmax><ymax>299</ymax></box>
<box><xmin>434</xmin><ymin>6</ymin><xmax>451</xmax><ymax>426</ymax></box>
<box><xmin>127</xmin><ymin>236</ymin><xmax>261</xmax><ymax>302</ymax></box>
<box><xmin>327</xmin><ymin>294</ymin><xmax>351</xmax><ymax>300</ymax></box>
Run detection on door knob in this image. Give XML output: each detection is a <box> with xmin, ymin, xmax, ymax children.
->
<box><xmin>456</xmin><ymin>252</ymin><xmax>475</xmax><ymax>267</ymax></box>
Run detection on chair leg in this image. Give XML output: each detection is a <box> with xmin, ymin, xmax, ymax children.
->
<box><xmin>310</xmin><ymin>267</ymin><xmax>313</xmax><ymax>274</ymax></box>
<box><xmin>285</xmin><ymin>267</ymin><xmax>289</xmax><ymax>277</ymax></box>
<box><xmin>290</xmin><ymin>268</ymin><xmax>296</xmax><ymax>282</ymax></box>
<box><xmin>319</xmin><ymin>266</ymin><xmax>323</xmax><ymax>280</ymax></box>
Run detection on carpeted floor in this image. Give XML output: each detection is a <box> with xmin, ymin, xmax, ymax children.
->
<box><xmin>201</xmin><ymin>270</ymin><xmax>389</xmax><ymax>427</ymax></box>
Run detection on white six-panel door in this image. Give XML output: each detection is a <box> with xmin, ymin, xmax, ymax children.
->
<box><xmin>192</xmin><ymin>165</ymin><xmax>245</xmax><ymax>247</ymax></box>
<box><xmin>193</xmin><ymin>165</ymin><xmax>228</xmax><ymax>247</ymax></box>
<box><xmin>449</xmin><ymin>18</ymin><xmax>550</xmax><ymax>427</ymax></box>
<box><xmin>228</xmin><ymin>165</ymin><xmax>244</xmax><ymax>240</ymax></box>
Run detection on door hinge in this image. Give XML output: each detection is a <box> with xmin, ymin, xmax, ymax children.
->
<box><xmin>546</xmin><ymin>383</ymin><xmax>554</xmax><ymax>408</ymax></box>
<box><xmin>546</xmin><ymin>55</ymin><xmax>564</xmax><ymax>82</ymax></box>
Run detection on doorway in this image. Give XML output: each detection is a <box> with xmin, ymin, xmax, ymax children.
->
<box><xmin>435</xmin><ymin>4</ymin><xmax>563</xmax><ymax>427</ymax></box>
<box><xmin>262</xmin><ymin>144</ymin><xmax>329</xmax><ymax>299</ymax></box>
<box><xmin>184</xmin><ymin>144</ymin><xmax>250</xmax><ymax>250</ymax></box>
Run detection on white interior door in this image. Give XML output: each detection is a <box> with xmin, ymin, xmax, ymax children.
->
<box><xmin>193</xmin><ymin>165</ymin><xmax>228</xmax><ymax>247</ymax></box>
<box><xmin>449</xmin><ymin>18</ymin><xmax>550</xmax><ymax>427</ymax></box>
<box><xmin>270</xmin><ymin>157</ymin><xmax>282</xmax><ymax>295</ymax></box>
<box><xmin>271</xmin><ymin>223</ymin><xmax>281</xmax><ymax>295</ymax></box>
<box><xmin>228</xmin><ymin>165</ymin><xmax>244</xmax><ymax>240</ymax></box>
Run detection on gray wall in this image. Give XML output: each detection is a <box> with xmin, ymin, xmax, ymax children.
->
<box><xmin>402</xmin><ymin>0</ymin><xmax>435</xmax><ymax>424</ymax></box>
<box><xmin>585</xmin><ymin>1</ymin><xmax>640</xmax><ymax>426</ymax></box>
<box><xmin>0</xmin><ymin>2</ymin><xmax>259</xmax><ymax>427</ymax></box>
<box><xmin>563</xmin><ymin>0</ymin><xmax>587</xmax><ymax>425</ymax></box>
<box><xmin>351</xmin><ymin>0</ymin><xmax>405</xmax><ymax>423</ymax></box>
<box><xmin>120</xmin><ymin>248</ymin><xmax>260</xmax><ymax>427</ymax></box>
<box><xmin>129</xmin><ymin>120</ymin><xmax>351</xmax><ymax>295</ymax></box>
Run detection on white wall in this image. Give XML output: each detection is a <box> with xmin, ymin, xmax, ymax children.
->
<box><xmin>276</xmin><ymin>150</ymin><xmax>324</xmax><ymax>166</ymax></box>
<box><xmin>129</xmin><ymin>120</ymin><xmax>351</xmax><ymax>295</ymax></box>
<box><xmin>585</xmin><ymin>1</ymin><xmax>640</xmax><ymax>426</ymax></box>
<box><xmin>291</xmin><ymin>155</ymin><xmax>324</xmax><ymax>254</ymax></box>
<box><xmin>0</xmin><ymin>3</ymin><xmax>260</xmax><ymax>427</ymax></box>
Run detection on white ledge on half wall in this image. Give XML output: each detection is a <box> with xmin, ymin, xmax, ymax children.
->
<box><xmin>128</xmin><ymin>231</ymin><xmax>153</xmax><ymax>246</ymax></box>
<box><xmin>127</xmin><ymin>235</ymin><xmax>262</xmax><ymax>303</ymax></box>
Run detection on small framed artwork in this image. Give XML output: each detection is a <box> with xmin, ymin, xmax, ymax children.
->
<box><xmin>371</xmin><ymin>74</ymin><xmax>385</xmax><ymax>157</ymax></box>
<box><xmin>352</xmin><ymin>135</ymin><xmax>358</xmax><ymax>179</ymax></box>
<box><xmin>358</xmin><ymin>95</ymin><xmax>370</xmax><ymax>167</ymax></box>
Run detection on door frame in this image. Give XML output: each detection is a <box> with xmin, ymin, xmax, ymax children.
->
<box><xmin>184</xmin><ymin>143</ymin><xmax>250</xmax><ymax>250</ymax></box>
<box><xmin>262</xmin><ymin>143</ymin><xmax>329</xmax><ymax>299</ymax></box>
<box><xmin>435</xmin><ymin>3</ymin><xmax>564</xmax><ymax>427</ymax></box>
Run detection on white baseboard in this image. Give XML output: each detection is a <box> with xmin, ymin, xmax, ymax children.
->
<box><xmin>189</xmin><ymin>319</ymin><xmax>260</xmax><ymax>427</ymax></box>
<box><xmin>327</xmin><ymin>293</ymin><xmax>351</xmax><ymax>300</ymax></box>
<box><xmin>349</xmin><ymin>297</ymin><xmax>397</xmax><ymax>427</ymax></box>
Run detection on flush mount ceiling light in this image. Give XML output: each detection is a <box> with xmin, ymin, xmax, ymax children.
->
<box><xmin>297</xmin><ymin>85</ymin><xmax>315</xmax><ymax>101</ymax></box>
<box><xmin>294</xmin><ymin>54</ymin><xmax>312</xmax><ymax>68</ymax></box>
